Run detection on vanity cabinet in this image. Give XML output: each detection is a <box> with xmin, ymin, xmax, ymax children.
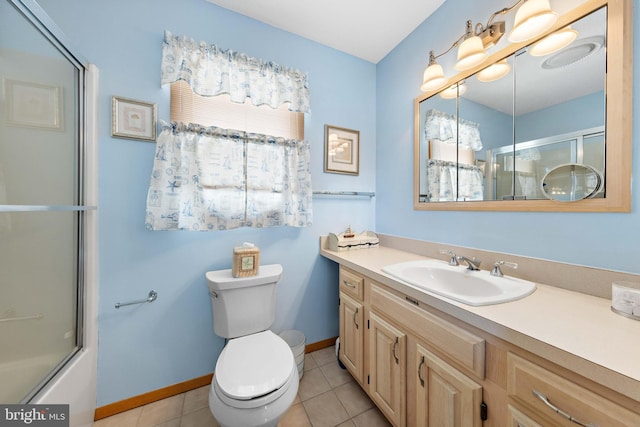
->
<box><xmin>507</xmin><ymin>353</ymin><xmax>640</xmax><ymax>427</ymax></box>
<box><xmin>339</xmin><ymin>293</ymin><xmax>364</xmax><ymax>383</ymax></box>
<box><xmin>338</xmin><ymin>265</ymin><xmax>487</xmax><ymax>427</ymax></box>
<box><xmin>413</xmin><ymin>341</ymin><xmax>482</xmax><ymax>427</ymax></box>
<box><xmin>368</xmin><ymin>311</ymin><xmax>407</xmax><ymax>427</ymax></box>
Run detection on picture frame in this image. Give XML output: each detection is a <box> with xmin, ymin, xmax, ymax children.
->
<box><xmin>111</xmin><ymin>96</ymin><xmax>157</xmax><ymax>142</ymax></box>
<box><xmin>5</xmin><ymin>79</ymin><xmax>63</xmax><ymax>130</ymax></box>
<box><xmin>324</xmin><ymin>124</ymin><xmax>360</xmax><ymax>175</ymax></box>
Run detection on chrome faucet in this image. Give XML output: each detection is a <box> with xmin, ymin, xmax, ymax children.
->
<box><xmin>438</xmin><ymin>249</ymin><xmax>459</xmax><ymax>266</ymax></box>
<box><xmin>457</xmin><ymin>255</ymin><xmax>481</xmax><ymax>271</ymax></box>
<box><xmin>491</xmin><ymin>260</ymin><xmax>518</xmax><ymax>277</ymax></box>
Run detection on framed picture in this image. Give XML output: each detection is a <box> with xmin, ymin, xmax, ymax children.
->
<box><xmin>111</xmin><ymin>96</ymin><xmax>157</xmax><ymax>142</ymax></box>
<box><xmin>5</xmin><ymin>79</ymin><xmax>63</xmax><ymax>129</ymax></box>
<box><xmin>324</xmin><ymin>124</ymin><xmax>360</xmax><ymax>175</ymax></box>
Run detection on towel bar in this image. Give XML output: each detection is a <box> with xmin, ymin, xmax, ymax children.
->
<box><xmin>115</xmin><ymin>290</ymin><xmax>157</xmax><ymax>309</ymax></box>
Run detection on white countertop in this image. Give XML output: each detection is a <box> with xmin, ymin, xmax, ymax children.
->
<box><xmin>320</xmin><ymin>244</ymin><xmax>640</xmax><ymax>402</ymax></box>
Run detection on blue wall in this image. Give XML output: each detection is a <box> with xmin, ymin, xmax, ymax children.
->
<box><xmin>376</xmin><ymin>0</ymin><xmax>639</xmax><ymax>272</ymax></box>
<box><xmin>37</xmin><ymin>0</ymin><xmax>376</xmax><ymax>406</ymax></box>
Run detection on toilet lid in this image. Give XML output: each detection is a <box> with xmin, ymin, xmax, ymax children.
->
<box><xmin>215</xmin><ymin>330</ymin><xmax>294</xmax><ymax>400</ymax></box>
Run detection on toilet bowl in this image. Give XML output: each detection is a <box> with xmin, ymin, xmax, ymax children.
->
<box><xmin>208</xmin><ymin>331</ymin><xmax>298</xmax><ymax>427</ymax></box>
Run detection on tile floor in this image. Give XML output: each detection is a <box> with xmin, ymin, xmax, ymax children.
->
<box><xmin>92</xmin><ymin>346</ymin><xmax>391</xmax><ymax>427</ymax></box>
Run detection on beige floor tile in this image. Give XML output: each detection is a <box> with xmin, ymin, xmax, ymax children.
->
<box><xmin>150</xmin><ymin>418</ymin><xmax>181</xmax><ymax>427</ymax></box>
<box><xmin>352</xmin><ymin>407</ymin><xmax>392</xmax><ymax>427</ymax></box>
<box><xmin>179</xmin><ymin>407</ymin><xmax>218</xmax><ymax>427</ymax></box>
<box><xmin>182</xmin><ymin>385</ymin><xmax>210</xmax><ymax>414</ymax></box>
<box><xmin>303</xmin><ymin>390</ymin><xmax>349</xmax><ymax>427</ymax></box>
<box><xmin>319</xmin><ymin>361</ymin><xmax>353</xmax><ymax>388</ymax></box>
<box><xmin>298</xmin><ymin>368</ymin><xmax>331</xmax><ymax>401</ymax></box>
<box><xmin>303</xmin><ymin>353</ymin><xmax>318</xmax><ymax>371</ymax></box>
<box><xmin>96</xmin><ymin>348</ymin><xmax>379</xmax><ymax>427</ymax></box>
<box><xmin>334</xmin><ymin>381</ymin><xmax>373</xmax><ymax>418</ymax></box>
<box><xmin>278</xmin><ymin>403</ymin><xmax>311</xmax><ymax>427</ymax></box>
<box><xmin>311</xmin><ymin>347</ymin><xmax>336</xmax><ymax>367</ymax></box>
<box><xmin>137</xmin><ymin>394</ymin><xmax>185</xmax><ymax>427</ymax></box>
<box><xmin>92</xmin><ymin>407</ymin><xmax>142</xmax><ymax>427</ymax></box>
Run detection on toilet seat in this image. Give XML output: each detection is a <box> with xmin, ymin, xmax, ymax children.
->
<box><xmin>215</xmin><ymin>330</ymin><xmax>295</xmax><ymax>402</ymax></box>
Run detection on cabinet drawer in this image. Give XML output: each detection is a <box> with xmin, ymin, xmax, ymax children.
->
<box><xmin>371</xmin><ymin>283</ymin><xmax>485</xmax><ymax>379</ymax></box>
<box><xmin>339</xmin><ymin>267</ymin><xmax>364</xmax><ymax>301</ymax></box>
<box><xmin>507</xmin><ymin>353</ymin><xmax>639</xmax><ymax>427</ymax></box>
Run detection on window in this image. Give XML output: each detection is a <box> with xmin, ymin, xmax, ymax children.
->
<box><xmin>147</xmin><ymin>32</ymin><xmax>313</xmax><ymax>231</ymax></box>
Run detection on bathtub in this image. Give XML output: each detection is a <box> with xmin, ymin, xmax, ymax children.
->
<box><xmin>0</xmin><ymin>352</ymin><xmax>68</xmax><ymax>403</ymax></box>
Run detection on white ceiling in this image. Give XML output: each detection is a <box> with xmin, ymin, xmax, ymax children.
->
<box><xmin>205</xmin><ymin>0</ymin><xmax>447</xmax><ymax>63</ymax></box>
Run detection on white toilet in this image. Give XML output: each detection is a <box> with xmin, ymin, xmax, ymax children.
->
<box><xmin>206</xmin><ymin>264</ymin><xmax>299</xmax><ymax>427</ymax></box>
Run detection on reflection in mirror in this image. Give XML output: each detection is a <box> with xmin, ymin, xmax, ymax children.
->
<box><xmin>541</xmin><ymin>163</ymin><xmax>602</xmax><ymax>201</ymax></box>
<box><xmin>417</xmin><ymin>5</ymin><xmax>608</xmax><ymax>204</ymax></box>
<box><xmin>418</xmin><ymin>86</ymin><xmax>457</xmax><ymax>202</ymax></box>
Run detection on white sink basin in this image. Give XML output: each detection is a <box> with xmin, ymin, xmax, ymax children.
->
<box><xmin>382</xmin><ymin>259</ymin><xmax>536</xmax><ymax>306</ymax></box>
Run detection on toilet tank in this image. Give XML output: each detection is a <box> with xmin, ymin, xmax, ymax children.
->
<box><xmin>206</xmin><ymin>264</ymin><xmax>283</xmax><ymax>339</ymax></box>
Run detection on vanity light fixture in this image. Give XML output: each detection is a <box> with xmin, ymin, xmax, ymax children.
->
<box><xmin>455</xmin><ymin>21</ymin><xmax>488</xmax><ymax>71</ymax></box>
<box><xmin>420</xmin><ymin>0</ymin><xmax>559</xmax><ymax>93</ymax></box>
<box><xmin>529</xmin><ymin>25</ymin><xmax>578</xmax><ymax>56</ymax></box>
<box><xmin>508</xmin><ymin>0</ymin><xmax>558</xmax><ymax>43</ymax></box>
<box><xmin>420</xmin><ymin>51</ymin><xmax>448</xmax><ymax>92</ymax></box>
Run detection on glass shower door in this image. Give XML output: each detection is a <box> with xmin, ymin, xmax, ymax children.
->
<box><xmin>0</xmin><ymin>0</ymin><xmax>89</xmax><ymax>403</ymax></box>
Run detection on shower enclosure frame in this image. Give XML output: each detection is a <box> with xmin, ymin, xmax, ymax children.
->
<box><xmin>1</xmin><ymin>0</ymin><xmax>98</xmax><ymax>424</ymax></box>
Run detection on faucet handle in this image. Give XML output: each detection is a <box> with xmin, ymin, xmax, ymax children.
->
<box><xmin>491</xmin><ymin>260</ymin><xmax>518</xmax><ymax>277</ymax></box>
<box><xmin>439</xmin><ymin>249</ymin><xmax>459</xmax><ymax>266</ymax></box>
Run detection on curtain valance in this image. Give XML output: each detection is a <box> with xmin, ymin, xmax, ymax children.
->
<box><xmin>424</xmin><ymin>109</ymin><xmax>483</xmax><ymax>151</ymax></box>
<box><xmin>161</xmin><ymin>31</ymin><xmax>311</xmax><ymax>113</ymax></box>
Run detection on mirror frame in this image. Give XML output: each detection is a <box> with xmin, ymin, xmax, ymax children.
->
<box><xmin>413</xmin><ymin>0</ymin><xmax>632</xmax><ymax>212</ymax></box>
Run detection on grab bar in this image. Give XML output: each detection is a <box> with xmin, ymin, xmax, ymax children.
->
<box><xmin>115</xmin><ymin>290</ymin><xmax>157</xmax><ymax>309</ymax></box>
<box><xmin>0</xmin><ymin>314</ymin><xmax>43</xmax><ymax>323</ymax></box>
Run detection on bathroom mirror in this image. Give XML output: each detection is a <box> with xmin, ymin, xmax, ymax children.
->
<box><xmin>414</xmin><ymin>0</ymin><xmax>632</xmax><ymax>212</ymax></box>
<box><xmin>541</xmin><ymin>163</ymin><xmax>602</xmax><ymax>202</ymax></box>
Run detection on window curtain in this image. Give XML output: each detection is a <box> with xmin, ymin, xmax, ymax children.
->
<box><xmin>426</xmin><ymin>159</ymin><xmax>484</xmax><ymax>201</ymax></box>
<box><xmin>146</xmin><ymin>123</ymin><xmax>313</xmax><ymax>231</ymax></box>
<box><xmin>424</xmin><ymin>109</ymin><xmax>483</xmax><ymax>151</ymax></box>
<box><xmin>161</xmin><ymin>31</ymin><xmax>310</xmax><ymax>113</ymax></box>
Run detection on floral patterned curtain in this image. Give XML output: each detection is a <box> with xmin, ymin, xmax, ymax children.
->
<box><xmin>161</xmin><ymin>31</ymin><xmax>310</xmax><ymax>113</ymax></box>
<box><xmin>424</xmin><ymin>109</ymin><xmax>483</xmax><ymax>151</ymax></box>
<box><xmin>145</xmin><ymin>123</ymin><xmax>313</xmax><ymax>231</ymax></box>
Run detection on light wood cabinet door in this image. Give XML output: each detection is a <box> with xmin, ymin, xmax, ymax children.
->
<box><xmin>339</xmin><ymin>292</ymin><xmax>364</xmax><ymax>383</ymax></box>
<box><xmin>369</xmin><ymin>311</ymin><xmax>406</xmax><ymax>427</ymax></box>
<box><xmin>414</xmin><ymin>342</ymin><xmax>482</xmax><ymax>427</ymax></box>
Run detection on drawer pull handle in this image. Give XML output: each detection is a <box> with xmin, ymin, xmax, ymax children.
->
<box><xmin>418</xmin><ymin>355</ymin><xmax>425</xmax><ymax>386</ymax></box>
<box><xmin>405</xmin><ymin>295</ymin><xmax>419</xmax><ymax>305</ymax></box>
<box><xmin>532</xmin><ymin>390</ymin><xmax>598</xmax><ymax>427</ymax></box>
<box><xmin>343</xmin><ymin>280</ymin><xmax>357</xmax><ymax>288</ymax></box>
<box><xmin>353</xmin><ymin>307</ymin><xmax>359</xmax><ymax>329</ymax></box>
<box><xmin>393</xmin><ymin>337</ymin><xmax>399</xmax><ymax>364</ymax></box>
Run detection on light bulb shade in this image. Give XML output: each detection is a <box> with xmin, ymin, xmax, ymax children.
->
<box><xmin>421</xmin><ymin>63</ymin><xmax>448</xmax><ymax>92</ymax></box>
<box><xmin>440</xmin><ymin>83</ymin><xmax>467</xmax><ymax>99</ymax></box>
<box><xmin>529</xmin><ymin>26</ymin><xmax>578</xmax><ymax>56</ymax></box>
<box><xmin>477</xmin><ymin>59</ymin><xmax>511</xmax><ymax>82</ymax></box>
<box><xmin>508</xmin><ymin>0</ymin><xmax>558</xmax><ymax>43</ymax></box>
<box><xmin>455</xmin><ymin>36</ymin><xmax>487</xmax><ymax>71</ymax></box>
